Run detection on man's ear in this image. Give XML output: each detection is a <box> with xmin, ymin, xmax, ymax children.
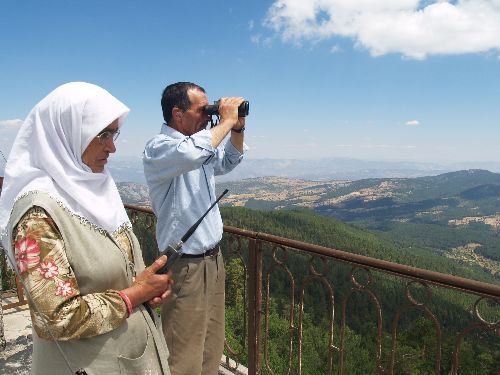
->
<box><xmin>172</xmin><ymin>107</ymin><xmax>182</xmax><ymax>122</ymax></box>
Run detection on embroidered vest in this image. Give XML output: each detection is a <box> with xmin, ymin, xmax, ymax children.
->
<box><xmin>10</xmin><ymin>191</ymin><xmax>170</xmax><ymax>375</ymax></box>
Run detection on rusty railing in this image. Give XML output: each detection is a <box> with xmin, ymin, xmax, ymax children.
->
<box><xmin>124</xmin><ymin>204</ymin><xmax>499</xmax><ymax>375</ymax></box>
<box><xmin>2</xmin><ymin>204</ymin><xmax>498</xmax><ymax>374</ymax></box>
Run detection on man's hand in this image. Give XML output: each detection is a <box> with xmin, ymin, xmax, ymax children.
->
<box><xmin>218</xmin><ymin>97</ymin><xmax>245</xmax><ymax>130</ymax></box>
<box><xmin>210</xmin><ymin>97</ymin><xmax>246</xmax><ymax>150</ymax></box>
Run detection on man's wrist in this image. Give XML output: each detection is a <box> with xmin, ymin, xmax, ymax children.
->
<box><xmin>231</xmin><ymin>126</ymin><xmax>245</xmax><ymax>133</ymax></box>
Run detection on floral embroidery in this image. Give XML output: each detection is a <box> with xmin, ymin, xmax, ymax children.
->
<box><xmin>14</xmin><ymin>205</ymin><xmax>130</xmax><ymax>339</ymax></box>
<box><xmin>56</xmin><ymin>280</ymin><xmax>75</xmax><ymax>297</ymax></box>
<box><xmin>14</xmin><ymin>236</ymin><xmax>41</xmax><ymax>273</ymax></box>
<box><xmin>38</xmin><ymin>260</ymin><xmax>59</xmax><ymax>279</ymax></box>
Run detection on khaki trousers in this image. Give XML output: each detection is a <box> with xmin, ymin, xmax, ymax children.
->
<box><xmin>161</xmin><ymin>250</ymin><xmax>225</xmax><ymax>375</ymax></box>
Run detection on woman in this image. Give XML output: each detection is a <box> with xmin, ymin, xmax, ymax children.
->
<box><xmin>0</xmin><ymin>82</ymin><xmax>172</xmax><ymax>374</ymax></box>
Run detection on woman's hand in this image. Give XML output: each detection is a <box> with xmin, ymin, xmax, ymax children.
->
<box><xmin>121</xmin><ymin>255</ymin><xmax>174</xmax><ymax>308</ymax></box>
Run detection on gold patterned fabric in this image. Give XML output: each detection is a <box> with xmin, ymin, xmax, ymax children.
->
<box><xmin>13</xmin><ymin>206</ymin><xmax>128</xmax><ymax>340</ymax></box>
<box><xmin>10</xmin><ymin>191</ymin><xmax>170</xmax><ymax>374</ymax></box>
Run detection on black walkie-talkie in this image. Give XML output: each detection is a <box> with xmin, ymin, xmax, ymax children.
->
<box><xmin>155</xmin><ymin>189</ymin><xmax>229</xmax><ymax>274</ymax></box>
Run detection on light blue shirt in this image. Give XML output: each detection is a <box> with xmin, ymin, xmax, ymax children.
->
<box><xmin>142</xmin><ymin>124</ymin><xmax>247</xmax><ymax>254</ymax></box>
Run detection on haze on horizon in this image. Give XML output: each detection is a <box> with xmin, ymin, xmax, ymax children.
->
<box><xmin>1</xmin><ymin>1</ymin><xmax>499</xmax><ymax>169</ymax></box>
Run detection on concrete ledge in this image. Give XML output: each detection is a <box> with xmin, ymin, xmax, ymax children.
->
<box><xmin>1</xmin><ymin>299</ymin><xmax>32</xmax><ymax>374</ymax></box>
<box><xmin>0</xmin><ymin>334</ymin><xmax>32</xmax><ymax>375</ymax></box>
<box><xmin>219</xmin><ymin>354</ymin><xmax>248</xmax><ymax>375</ymax></box>
<box><xmin>0</xmin><ymin>304</ymin><xmax>249</xmax><ymax>375</ymax></box>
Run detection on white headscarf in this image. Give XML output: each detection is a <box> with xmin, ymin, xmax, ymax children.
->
<box><xmin>0</xmin><ymin>82</ymin><xmax>131</xmax><ymax>255</ymax></box>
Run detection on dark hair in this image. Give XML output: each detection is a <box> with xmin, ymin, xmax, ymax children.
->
<box><xmin>161</xmin><ymin>82</ymin><xmax>206</xmax><ymax>124</ymax></box>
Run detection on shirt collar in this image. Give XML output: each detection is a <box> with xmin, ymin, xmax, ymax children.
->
<box><xmin>161</xmin><ymin>123</ymin><xmax>187</xmax><ymax>139</ymax></box>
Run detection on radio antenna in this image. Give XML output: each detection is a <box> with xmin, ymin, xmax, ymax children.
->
<box><xmin>156</xmin><ymin>189</ymin><xmax>229</xmax><ymax>274</ymax></box>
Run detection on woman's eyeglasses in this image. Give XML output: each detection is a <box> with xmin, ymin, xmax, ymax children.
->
<box><xmin>95</xmin><ymin>129</ymin><xmax>120</xmax><ymax>144</ymax></box>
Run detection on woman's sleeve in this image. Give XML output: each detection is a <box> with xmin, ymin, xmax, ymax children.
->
<box><xmin>13</xmin><ymin>206</ymin><xmax>128</xmax><ymax>340</ymax></box>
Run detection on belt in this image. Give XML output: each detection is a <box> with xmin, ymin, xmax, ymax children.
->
<box><xmin>181</xmin><ymin>244</ymin><xmax>220</xmax><ymax>259</ymax></box>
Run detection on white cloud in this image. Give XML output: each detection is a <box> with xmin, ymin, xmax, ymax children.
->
<box><xmin>330</xmin><ymin>44</ymin><xmax>342</xmax><ymax>53</ymax></box>
<box><xmin>251</xmin><ymin>34</ymin><xmax>261</xmax><ymax>45</ymax></box>
<box><xmin>249</xmin><ymin>20</ymin><xmax>255</xmax><ymax>30</ymax></box>
<box><xmin>0</xmin><ymin>119</ymin><xmax>23</xmax><ymax>128</ymax></box>
<box><xmin>264</xmin><ymin>0</ymin><xmax>500</xmax><ymax>59</ymax></box>
<box><xmin>251</xmin><ymin>33</ymin><xmax>274</xmax><ymax>47</ymax></box>
<box><xmin>405</xmin><ymin>120</ymin><xmax>420</xmax><ymax>126</ymax></box>
<box><xmin>360</xmin><ymin>143</ymin><xmax>417</xmax><ymax>149</ymax></box>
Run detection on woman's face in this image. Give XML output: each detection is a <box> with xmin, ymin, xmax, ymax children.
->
<box><xmin>82</xmin><ymin>119</ymin><xmax>119</xmax><ymax>173</ymax></box>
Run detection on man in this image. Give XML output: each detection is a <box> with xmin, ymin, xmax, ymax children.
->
<box><xmin>142</xmin><ymin>82</ymin><xmax>247</xmax><ymax>375</ymax></box>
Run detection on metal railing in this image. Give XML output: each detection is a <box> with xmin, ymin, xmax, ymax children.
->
<box><xmin>124</xmin><ymin>204</ymin><xmax>499</xmax><ymax>375</ymax></box>
<box><xmin>0</xmin><ymin>246</ymin><xmax>28</xmax><ymax>310</ymax></box>
<box><xmin>1</xmin><ymin>204</ymin><xmax>498</xmax><ymax>374</ymax></box>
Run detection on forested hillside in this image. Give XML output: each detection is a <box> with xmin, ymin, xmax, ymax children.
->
<box><xmin>220</xmin><ymin>207</ymin><xmax>498</xmax><ymax>286</ymax></box>
<box><xmin>219</xmin><ymin>207</ymin><xmax>499</xmax><ymax>374</ymax></box>
<box><xmin>119</xmin><ymin>170</ymin><xmax>500</xmax><ymax>273</ymax></box>
<box><xmin>217</xmin><ymin>169</ymin><xmax>500</xmax><ymax>274</ymax></box>
<box><xmin>125</xmin><ymin>198</ymin><xmax>499</xmax><ymax>374</ymax></box>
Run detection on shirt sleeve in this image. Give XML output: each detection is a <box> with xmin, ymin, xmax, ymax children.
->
<box><xmin>12</xmin><ymin>206</ymin><xmax>128</xmax><ymax>341</ymax></box>
<box><xmin>212</xmin><ymin>138</ymin><xmax>248</xmax><ymax>176</ymax></box>
<box><xmin>143</xmin><ymin>129</ymin><xmax>248</xmax><ymax>181</ymax></box>
<box><xmin>143</xmin><ymin>129</ymin><xmax>215</xmax><ymax>185</ymax></box>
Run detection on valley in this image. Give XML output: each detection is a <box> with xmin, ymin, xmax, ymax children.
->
<box><xmin>118</xmin><ymin>169</ymin><xmax>500</xmax><ymax>278</ymax></box>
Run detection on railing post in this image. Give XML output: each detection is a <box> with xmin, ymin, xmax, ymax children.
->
<box><xmin>247</xmin><ymin>237</ymin><xmax>262</xmax><ymax>375</ymax></box>
<box><xmin>2</xmin><ymin>276</ymin><xmax>27</xmax><ymax>310</ymax></box>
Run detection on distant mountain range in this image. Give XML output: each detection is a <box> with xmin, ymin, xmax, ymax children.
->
<box><xmin>219</xmin><ymin>169</ymin><xmax>500</xmax><ymax>210</ymax></box>
<box><xmin>117</xmin><ymin>181</ymin><xmax>150</xmax><ymax>205</ymax></box>
<box><xmin>108</xmin><ymin>155</ymin><xmax>500</xmax><ymax>183</ymax></box>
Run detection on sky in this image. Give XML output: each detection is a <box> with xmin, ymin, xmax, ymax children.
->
<box><xmin>1</xmin><ymin>0</ymin><xmax>499</xmax><ymax>167</ymax></box>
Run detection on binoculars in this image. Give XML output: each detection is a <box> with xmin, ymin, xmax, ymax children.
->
<box><xmin>203</xmin><ymin>100</ymin><xmax>249</xmax><ymax>117</ymax></box>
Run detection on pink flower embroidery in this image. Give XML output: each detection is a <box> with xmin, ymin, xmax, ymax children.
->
<box><xmin>38</xmin><ymin>261</ymin><xmax>59</xmax><ymax>279</ymax></box>
<box><xmin>14</xmin><ymin>237</ymin><xmax>41</xmax><ymax>273</ymax></box>
<box><xmin>55</xmin><ymin>280</ymin><xmax>75</xmax><ymax>297</ymax></box>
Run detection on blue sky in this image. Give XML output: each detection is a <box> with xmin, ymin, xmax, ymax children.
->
<box><xmin>1</xmin><ymin>0</ymin><xmax>499</xmax><ymax>165</ymax></box>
